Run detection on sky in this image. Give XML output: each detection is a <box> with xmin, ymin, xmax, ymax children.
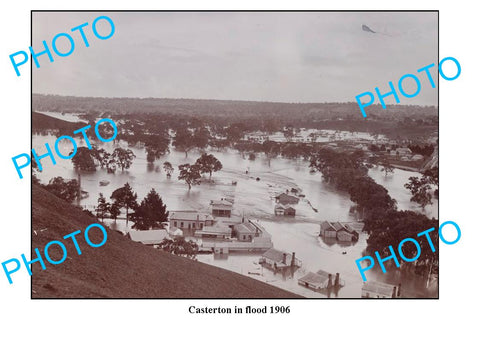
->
<box><xmin>32</xmin><ymin>11</ymin><xmax>438</xmax><ymax>105</ymax></box>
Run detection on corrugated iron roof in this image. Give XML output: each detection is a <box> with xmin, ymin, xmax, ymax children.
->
<box><xmin>170</xmin><ymin>211</ymin><xmax>214</xmax><ymax>221</ymax></box>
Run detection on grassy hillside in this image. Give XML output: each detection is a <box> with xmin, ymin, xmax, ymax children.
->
<box><xmin>32</xmin><ymin>111</ymin><xmax>84</xmax><ymax>132</ymax></box>
<box><xmin>32</xmin><ymin>185</ymin><xmax>300</xmax><ymax>298</ymax></box>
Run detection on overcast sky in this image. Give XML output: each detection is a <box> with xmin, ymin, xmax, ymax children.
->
<box><xmin>32</xmin><ymin>11</ymin><xmax>438</xmax><ymax>105</ymax></box>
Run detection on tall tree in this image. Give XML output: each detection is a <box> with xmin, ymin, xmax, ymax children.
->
<box><xmin>110</xmin><ymin>183</ymin><xmax>138</xmax><ymax>227</ymax></box>
<box><xmin>178</xmin><ymin>163</ymin><xmax>201</xmax><ymax>190</ymax></box>
<box><xmin>96</xmin><ymin>193</ymin><xmax>110</xmax><ymax>222</ymax></box>
<box><xmin>131</xmin><ymin>188</ymin><xmax>169</xmax><ymax>230</ymax></box>
<box><xmin>109</xmin><ymin>202</ymin><xmax>121</xmax><ymax>223</ymax></box>
<box><xmin>163</xmin><ymin>161</ymin><xmax>174</xmax><ymax>178</ymax></box>
<box><xmin>195</xmin><ymin>153</ymin><xmax>223</xmax><ymax>179</ymax></box>
<box><xmin>111</xmin><ymin>148</ymin><xmax>136</xmax><ymax>171</ymax></box>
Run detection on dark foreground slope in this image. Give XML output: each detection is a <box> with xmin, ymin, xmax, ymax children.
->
<box><xmin>32</xmin><ymin>185</ymin><xmax>299</xmax><ymax>298</ymax></box>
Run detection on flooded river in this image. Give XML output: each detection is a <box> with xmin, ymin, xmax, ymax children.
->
<box><xmin>33</xmin><ymin>131</ymin><xmax>438</xmax><ymax>298</ymax></box>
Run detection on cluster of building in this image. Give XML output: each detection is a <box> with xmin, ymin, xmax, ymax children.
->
<box><xmin>320</xmin><ymin>221</ymin><xmax>359</xmax><ymax>242</ymax></box>
<box><xmin>274</xmin><ymin>192</ymin><xmax>300</xmax><ymax>217</ymax></box>
<box><xmin>125</xmin><ymin>191</ymin><xmax>407</xmax><ymax>298</ymax></box>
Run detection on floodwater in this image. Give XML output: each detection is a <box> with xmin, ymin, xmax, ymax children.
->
<box><xmin>32</xmin><ymin>125</ymin><xmax>438</xmax><ymax>298</ymax></box>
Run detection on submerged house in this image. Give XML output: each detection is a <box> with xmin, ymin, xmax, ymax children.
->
<box><xmin>274</xmin><ymin>204</ymin><xmax>296</xmax><ymax>216</ymax></box>
<box><xmin>275</xmin><ymin>193</ymin><xmax>300</xmax><ymax>205</ymax></box>
<box><xmin>361</xmin><ymin>281</ymin><xmax>401</xmax><ymax>298</ymax></box>
<box><xmin>298</xmin><ymin>270</ymin><xmax>344</xmax><ymax>291</ymax></box>
<box><xmin>259</xmin><ymin>248</ymin><xmax>301</xmax><ymax>271</ymax></box>
<box><xmin>320</xmin><ymin>221</ymin><xmax>359</xmax><ymax>242</ymax></box>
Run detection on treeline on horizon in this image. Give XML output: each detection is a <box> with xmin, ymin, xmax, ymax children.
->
<box><xmin>33</xmin><ymin>93</ymin><xmax>438</xmax><ymax>118</ymax></box>
<box><xmin>32</xmin><ymin>94</ymin><xmax>438</xmax><ymax>140</ymax></box>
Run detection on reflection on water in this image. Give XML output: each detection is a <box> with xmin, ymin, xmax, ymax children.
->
<box><xmin>33</xmin><ymin>133</ymin><xmax>438</xmax><ymax>298</ymax></box>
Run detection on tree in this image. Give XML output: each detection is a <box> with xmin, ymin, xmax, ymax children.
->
<box><xmin>405</xmin><ymin>176</ymin><xmax>433</xmax><ymax>209</ymax></box>
<box><xmin>111</xmin><ymin>148</ymin><xmax>136</xmax><ymax>171</ymax></box>
<box><xmin>173</xmin><ymin>128</ymin><xmax>195</xmax><ymax>157</ymax></box>
<box><xmin>178</xmin><ymin>163</ymin><xmax>201</xmax><ymax>190</ymax></box>
<box><xmin>71</xmin><ymin>147</ymin><xmax>97</xmax><ymax>171</ymax></box>
<box><xmin>158</xmin><ymin>237</ymin><xmax>199</xmax><ymax>259</ymax></box>
<box><xmin>163</xmin><ymin>161</ymin><xmax>174</xmax><ymax>178</ymax></box>
<box><xmin>109</xmin><ymin>202</ymin><xmax>121</xmax><ymax>223</ymax></box>
<box><xmin>44</xmin><ymin>177</ymin><xmax>80</xmax><ymax>203</ymax></box>
<box><xmin>381</xmin><ymin>161</ymin><xmax>395</xmax><ymax>177</ymax></box>
<box><xmin>145</xmin><ymin>135</ymin><xmax>170</xmax><ymax>163</ymax></box>
<box><xmin>195</xmin><ymin>153</ymin><xmax>223</xmax><ymax>179</ymax></box>
<box><xmin>93</xmin><ymin>148</ymin><xmax>112</xmax><ymax>169</ymax></box>
<box><xmin>131</xmin><ymin>188</ymin><xmax>169</xmax><ymax>230</ymax></box>
<box><xmin>96</xmin><ymin>193</ymin><xmax>110</xmax><ymax>222</ymax></box>
<box><xmin>110</xmin><ymin>183</ymin><xmax>138</xmax><ymax>227</ymax></box>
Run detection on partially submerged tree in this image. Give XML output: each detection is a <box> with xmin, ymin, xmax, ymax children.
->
<box><xmin>195</xmin><ymin>153</ymin><xmax>222</xmax><ymax>179</ymax></box>
<box><xmin>405</xmin><ymin>176</ymin><xmax>433</xmax><ymax>209</ymax></box>
<box><xmin>145</xmin><ymin>135</ymin><xmax>170</xmax><ymax>163</ymax></box>
<box><xmin>178</xmin><ymin>163</ymin><xmax>201</xmax><ymax>190</ymax></box>
<box><xmin>71</xmin><ymin>147</ymin><xmax>97</xmax><ymax>172</ymax></box>
<box><xmin>381</xmin><ymin>161</ymin><xmax>395</xmax><ymax>177</ymax></box>
<box><xmin>111</xmin><ymin>148</ymin><xmax>136</xmax><ymax>171</ymax></box>
<box><xmin>163</xmin><ymin>161</ymin><xmax>174</xmax><ymax>178</ymax></box>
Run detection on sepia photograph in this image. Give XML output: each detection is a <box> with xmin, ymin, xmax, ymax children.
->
<box><xmin>31</xmin><ymin>11</ymin><xmax>439</xmax><ymax>298</ymax></box>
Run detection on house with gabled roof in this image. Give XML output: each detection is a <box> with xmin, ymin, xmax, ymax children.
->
<box><xmin>210</xmin><ymin>199</ymin><xmax>233</xmax><ymax>218</ymax></box>
<box><xmin>259</xmin><ymin>248</ymin><xmax>301</xmax><ymax>272</ymax></box>
<box><xmin>169</xmin><ymin>211</ymin><xmax>214</xmax><ymax>230</ymax></box>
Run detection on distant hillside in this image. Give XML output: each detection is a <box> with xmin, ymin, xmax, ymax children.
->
<box><xmin>33</xmin><ymin>93</ymin><xmax>438</xmax><ymax>119</ymax></box>
<box><xmin>32</xmin><ymin>111</ymin><xmax>84</xmax><ymax>132</ymax></box>
<box><xmin>32</xmin><ymin>185</ymin><xmax>299</xmax><ymax>298</ymax></box>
